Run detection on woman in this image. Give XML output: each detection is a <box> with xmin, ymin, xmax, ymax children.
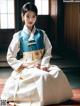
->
<box><xmin>1</xmin><ymin>2</ymin><xmax>73</xmax><ymax>106</ymax></box>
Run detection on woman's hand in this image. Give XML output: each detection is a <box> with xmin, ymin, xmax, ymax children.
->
<box><xmin>16</xmin><ymin>62</ymin><xmax>34</xmax><ymax>73</ymax></box>
<box><xmin>40</xmin><ymin>66</ymin><xmax>49</xmax><ymax>72</ymax></box>
<box><xmin>22</xmin><ymin>63</ymin><xmax>28</xmax><ymax>68</ymax></box>
<box><xmin>16</xmin><ymin>64</ymin><xmax>25</xmax><ymax>73</ymax></box>
<box><xmin>34</xmin><ymin>63</ymin><xmax>40</xmax><ymax>69</ymax></box>
<box><xmin>16</xmin><ymin>63</ymin><xmax>32</xmax><ymax>73</ymax></box>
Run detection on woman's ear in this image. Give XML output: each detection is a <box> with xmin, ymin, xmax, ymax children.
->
<box><xmin>21</xmin><ymin>13</ymin><xmax>24</xmax><ymax>22</ymax></box>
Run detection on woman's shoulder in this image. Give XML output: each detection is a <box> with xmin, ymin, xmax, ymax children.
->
<box><xmin>36</xmin><ymin>28</ymin><xmax>44</xmax><ymax>32</ymax></box>
<box><xmin>13</xmin><ymin>30</ymin><xmax>22</xmax><ymax>39</ymax></box>
<box><xmin>36</xmin><ymin>28</ymin><xmax>46</xmax><ymax>35</ymax></box>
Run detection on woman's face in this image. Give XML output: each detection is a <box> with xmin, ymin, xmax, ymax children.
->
<box><xmin>22</xmin><ymin>11</ymin><xmax>37</xmax><ymax>30</ymax></box>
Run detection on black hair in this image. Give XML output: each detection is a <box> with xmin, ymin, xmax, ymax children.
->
<box><xmin>21</xmin><ymin>2</ymin><xmax>38</xmax><ymax>16</ymax></box>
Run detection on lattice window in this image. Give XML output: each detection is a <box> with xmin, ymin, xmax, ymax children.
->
<box><xmin>0</xmin><ymin>0</ymin><xmax>15</xmax><ymax>29</ymax></box>
<box><xmin>35</xmin><ymin>0</ymin><xmax>49</xmax><ymax>15</ymax></box>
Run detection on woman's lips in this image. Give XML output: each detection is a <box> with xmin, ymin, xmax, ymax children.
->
<box><xmin>28</xmin><ymin>22</ymin><xmax>33</xmax><ymax>24</ymax></box>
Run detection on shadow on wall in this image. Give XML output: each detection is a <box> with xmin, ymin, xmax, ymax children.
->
<box><xmin>0</xmin><ymin>29</ymin><xmax>15</xmax><ymax>52</ymax></box>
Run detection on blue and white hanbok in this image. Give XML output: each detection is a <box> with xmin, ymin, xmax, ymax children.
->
<box><xmin>1</xmin><ymin>25</ymin><xmax>73</xmax><ymax>106</ymax></box>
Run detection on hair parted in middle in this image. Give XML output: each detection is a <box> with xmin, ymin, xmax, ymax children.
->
<box><xmin>21</xmin><ymin>2</ymin><xmax>38</xmax><ymax>16</ymax></box>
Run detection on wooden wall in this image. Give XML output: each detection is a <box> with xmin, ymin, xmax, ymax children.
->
<box><xmin>49</xmin><ymin>0</ymin><xmax>58</xmax><ymax>51</ymax></box>
<box><xmin>0</xmin><ymin>30</ymin><xmax>15</xmax><ymax>52</ymax></box>
<box><xmin>49</xmin><ymin>0</ymin><xmax>80</xmax><ymax>59</ymax></box>
<box><xmin>49</xmin><ymin>0</ymin><xmax>65</xmax><ymax>54</ymax></box>
<box><xmin>64</xmin><ymin>3</ymin><xmax>80</xmax><ymax>58</ymax></box>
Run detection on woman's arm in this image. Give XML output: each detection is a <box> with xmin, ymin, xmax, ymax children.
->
<box><xmin>40</xmin><ymin>31</ymin><xmax>52</xmax><ymax>70</ymax></box>
<box><xmin>7</xmin><ymin>32</ymin><xmax>24</xmax><ymax>72</ymax></box>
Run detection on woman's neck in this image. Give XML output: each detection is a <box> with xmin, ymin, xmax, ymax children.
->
<box><xmin>26</xmin><ymin>25</ymin><xmax>34</xmax><ymax>32</ymax></box>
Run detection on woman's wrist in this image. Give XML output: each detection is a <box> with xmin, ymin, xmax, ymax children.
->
<box><xmin>16</xmin><ymin>64</ymin><xmax>25</xmax><ymax>73</ymax></box>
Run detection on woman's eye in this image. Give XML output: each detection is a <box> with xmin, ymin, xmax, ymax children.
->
<box><xmin>26</xmin><ymin>15</ymin><xmax>30</xmax><ymax>18</ymax></box>
<box><xmin>32</xmin><ymin>16</ymin><xmax>36</xmax><ymax>18</ymax></box>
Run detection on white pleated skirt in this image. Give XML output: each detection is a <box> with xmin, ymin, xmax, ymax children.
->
<box><xmin>1</xmin><ymin>65</ymin><xmax>73</xmax><ymax>106</ymax></box>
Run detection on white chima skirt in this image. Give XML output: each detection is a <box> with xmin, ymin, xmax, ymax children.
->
<box><xmin>1</xmin><ymin>65</ymin><xmax>73</xmax><ymax>106</ymax></box>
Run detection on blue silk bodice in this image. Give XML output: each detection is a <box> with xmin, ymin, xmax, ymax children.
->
<box><xmin>19</xmin><ymin>29</ymin><xmax>45</xmax><ymax>53</ymax></box>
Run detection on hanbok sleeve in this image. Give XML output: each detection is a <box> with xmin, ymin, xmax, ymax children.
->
<box><xmin>41</xmin><ymin>31</ymin><xmax>52</xmax><ymax>67</ymax></box>
<box><xmin>7</xmin><ymin>32</ymin><xmax>23</xmax><ymax>71</ymax></box>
